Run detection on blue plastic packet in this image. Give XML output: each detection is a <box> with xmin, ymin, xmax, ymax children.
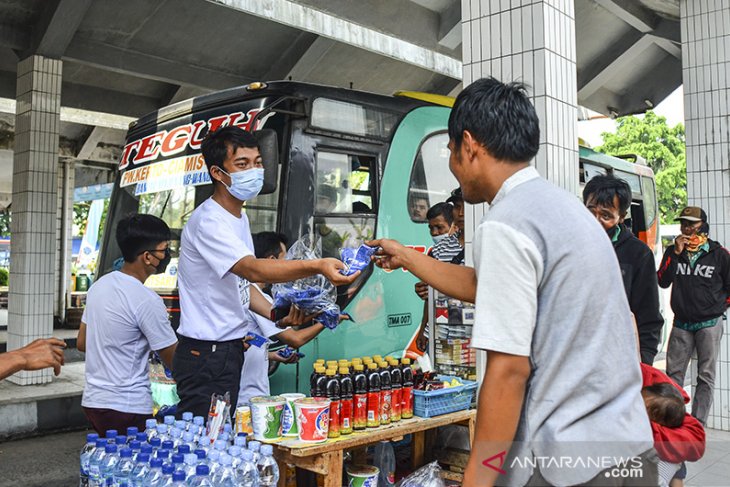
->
<box><xmin>340</xmin><ymin>244</ymin><xmax>378</xmax><ymax>276</ymax></box>
<box><xmin>245</xmin><ymin>333</ymin><xmax>268</xmax><ymax>348</ymax></box>
<box><xmin>278</xmin><ymin>346</ymin><xmax>305</xmax><ymax>359</ymax></box>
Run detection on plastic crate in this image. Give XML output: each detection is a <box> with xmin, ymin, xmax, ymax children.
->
<box><xmin>413</xmin><ymin>375</ymin><xmax>477</xmax><ymax>418</ymax></box>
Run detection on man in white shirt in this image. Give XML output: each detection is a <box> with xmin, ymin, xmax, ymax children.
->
<box><xmin>174</xmin><ymin>127</ymin><xmax>357</xmax><ymax>417</ymax></box>
<box><xmin>77</xmin><ymin>214</ymin><xmax>178</xmax><ymax>435</ymax></box>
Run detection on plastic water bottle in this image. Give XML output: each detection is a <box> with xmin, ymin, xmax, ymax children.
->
<box><xmin>99</xmin><ymin>444</ymin><xmax>120</xmax><ymax>486</ymax></box>
<box><xmin>106</xmin><ymin>430</ymin><xmax>119</xmax><ymax>444</ymax></box>
<box><xmin>192</xmin><ymin>416</ymin><xmax>205</xmax><ymax>439</ymax></box>
<box><xmin>136</xmin><ymin>432</ymin><xmax>148</xmax><ymax>444</ymax></box>
<box><xmin>128</xmin><ymin>441</ymin><xmax>141</xmax><ymax>461</ymax></box>
<box><xmin>156</xmin><ymin>424</ymin><xmax>169</xmax><ymax>443</ymax></box>
<box><xmin>183</xmin><ymin>453</ymin><xmax>199</xmax><ymax>479</ymax></box>
<box><xmin>144</xmin><ymin>457</ymin><xmax>165</xmax><ymax>485</ymax></box>
<box><xmin>145</xmin><ymin>419</ymin><xmax>158</xmax><ymax>440</ymax></box>
<box><xmin>164</xmin><ymin>415</ymin><xmax>175</xmax><ymax>426</ymax></box>
<box><xmin>172</xmin><ymin>452</ymin><xmax>185</xmax><ymax>470</ymax></box>
<box><xmin>178</xmin><ymin>444</ymin><xmax>191</xmax><ymax>456</ymax></box>
<box><xmin>256</xmin><ymin>444</ymin><xmax>279</xmax><ymax>487</ymax></box>
<box><xmin>194</xmin><ymin>449</ymin><xmax>206</xmax><ymax>464</ymax></box>
<box><xmin>207</xmin><ymin>450</ymin><xmax>221</xmax><ymax>476</ymax></box>
<box><xmin>218</xmin><ymin>432</ymin><xmax>231</xmax><ymax>444</ymax></box>
<box><xmin>126</xmin><ymin>427</ymin><xmax>139</xmax><ymax>441</ymax></box>
<box><xmin>116</xmin><ymin>435</ymin><xmax>128</xmax><ymax>447</ymax></box>
<box><xmin>373</xmin><ymin>440</ymin><xmax>396</xmax><ymax>487</ymax></box>
<box><xmin>156</xmin><ymin>449</ymin><xmax>171</xmax><ymax>461</ymax></box>
<box><xmin>236</xmin><ymin>449</ymin><xmax>259</xmax><ymax>487</ymax></box>
<box><xmin>80</xmin><ymin>433</ymin><xmax>99</xmax><ymax>487</ymax></box>
<box><xmin>228</xmin><ymin>446</ymin><xmax>242</xmax><ymax>469</ymax></box>
<box><xmin>188</xmin><ymin>464</ymin><xmax>214</xmax><ymax>487</ymax></box>
<box><xmin>212</xmin><ymin>453</ymin><xmax>236</xmax><ymax>486</ymax></box>
<box><xmin>112</xmin><ymin>448</ymin><xmax>135</xmax><ymax>487</ymax></box>
<box><xmin>162</xmin><ymin>439</ymin><xmax>175</xmax><ymax>451</ymax></box>
<box><xmin>182</xmin><ymin>431</ymin><xmax>195</xmax><ymax>452</ymax></box>
<box><xmin>87</xmin><ymin>439</ymin><xmax>108</xmax><ymax>487</ymax></box>
<box><xmin>213</xmin><ymin>440</ymin><xmax>227</xmax><ymax>452</ymax></box>
<box><xmin>150</xmin><ymin>437</ymin><xmax>162</xmax><ymax>450</ymax></box>
<box><xmin>170</xmin><ymin>469</ymin><xmax>187</xmax><ymax>486</ymax></box>
<box><xmin>129</xmin><ymin>452</ymin><xmax>150</xmax><ymax>487</ymax></box>
<box><xmin>247</xmin><ymin>441</ymin><xmax>261</xmax><ymax>464</ymax></box>
<box><xmin>233</xmin><ymin>434</ymin><xmax>247</xmax><ymax>448</ymax></box>
<box><xmin>197</xmin><ymin>436</ymin><xmax>211</xmax><ymax>455</ymax></box>
<box><xmin>158</xmin><ymin>463</ymin><xmax>175</xmax><ymax>485</ymax></box>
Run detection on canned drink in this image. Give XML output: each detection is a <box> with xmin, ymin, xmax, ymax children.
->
<box><xmin>235</xmin><ymin>406</ymin><xmax>253</xmax><ymax>435</ymax></box>
<box><xmin>250</xmin><ymin>396</ymin><xmax>286</xmax><ymax>441</ymax></box>
<box><xmin>280</xmin><ymin>393</ymin><xmax>306</xmax><ymax>437</ymax></box>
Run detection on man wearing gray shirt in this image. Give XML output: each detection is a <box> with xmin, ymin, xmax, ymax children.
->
<box><xmin>371</xmin><ymin>78</ymin><xmax>655</xmax><ymax>486</ymax></box>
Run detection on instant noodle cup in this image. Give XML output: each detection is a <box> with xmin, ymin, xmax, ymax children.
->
<box><xmin>235</xmin><ymin>405</ymin><xmax>253</xmax><ymax>435</ymax></box>
<box><xmin>294</xmin><ymin>397</ymin><xmax>330</xmax><ymax>443</ymax></box>
<box><xmin>250</xmin><ymin>396</ymin><xmax>286</xmax><ymax>441</ymax></box>
<box><xmin>346</xmin><ymin>465</ymin><xmax>379</xmax><ymax>487</ymax></box>
<box><xmin>280</xmin><ymin>393</ymin><xmax>306</xmax><ymax>437</ymax></box>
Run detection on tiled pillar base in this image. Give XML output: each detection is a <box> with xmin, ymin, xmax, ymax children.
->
<box><xmin>7</xmin><ymin>56</ymin><xmax>62</xmax><ymax>385</ymax></box>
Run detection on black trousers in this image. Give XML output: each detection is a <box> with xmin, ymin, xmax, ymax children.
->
<box><xmin>172</xmin><ymin>335</ymin><xmax>245</xmax><ymax>419</ymax></box>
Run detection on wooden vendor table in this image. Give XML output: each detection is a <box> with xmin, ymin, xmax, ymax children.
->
<box><xmin>271</xmin><ymin>409</ymin><xmax>476</xmax><ymax>487</ymax></box>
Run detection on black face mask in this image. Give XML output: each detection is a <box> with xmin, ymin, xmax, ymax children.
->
<box><xmin>606</xmin><ymin>225</ymin><xmax>619</xmax><ymax>238</ymax></box>
<box><xmin>154</xmin><ymin>248</ymin><xmax>172</xmax><ymax>275</ymax></box>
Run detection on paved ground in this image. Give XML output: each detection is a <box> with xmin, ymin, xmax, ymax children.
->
<box><xmin>0</xmin><ymin>427</ymin><xmax>728</xmax><ymax>487</ymax></box>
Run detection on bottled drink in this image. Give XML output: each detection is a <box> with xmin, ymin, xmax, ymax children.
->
<box><xmin>80</xmin><ymin>432</ymin><xmax>99</xmax><ymax>487</ymax></box>
<box><xmin>379</xmin><ymin>361</ymin><xmax>392</xmax><ymax>425</ymax></box>
<box><xmin>164</xmin><ymin>415</ymin><xmax>175</xmax><ymax>426</ymax></box>
<box><xmin>247</xmin><ymin>441</ymin><xmax>261</xmax><ymax>464</ymax></box>
<box><xmin>182</xmin><ymin>411</ymin><xmax>194</xmax><ymax>427</ymax></box>
<box><xmin>150</xmin><ymin>437</ymin><xmax>162</xmax><ymax>450</ymax></box>
<box><xmin>213</xmin><ymin>439</ymin><xmax>227</xmax><ymax>453</ymax></box>
<box><xmin>212</xmin><ymin>453</ymin><xmax>236</xmax><ymax>486</ymax></box>
<box><xmin>339</xmin><ymin>366</ymin><xmax>354</xmax><ymax>435</ymax></box>
<box><xmin>157</xmin><ymin>463</ymin><xmax>175</xmax><ymax>486</ymax></box>
<box><xmin>178</xmin><ymin>444</ymin><xmax>191</xmax><ymax>456</ymax></box>
<box><xmin>188</xmin><ymin>464</ymin><xmax>214</xmax><ymax>487</ymax></box>
<box><xmin>169</xmin><ymin>470</ymin><xmax>187</xmax><ymax>487</ymax></box>
<box><xmin>401</xmin><ymin>358</ymin><xmax>414</xmax><ymax>419</ymax></box>
<box><xmin>145</xmin><ymin>419</ymin><xmax>158</xmax><ymax>440</ymax></box>
<box><xmin>128</xmin><ymin>451</ymin><xmax>150</xmax><ymax>487</ymax></box>
<box><xmin>236</xmin><ymin>449</ymin><xmax>260</xmax><ymax>486</ymax></box>
<box><xmin>156</xmin><ymin>424</ymin><xmax>169</xmax><ymax>443</ymax></box>
<box><xmin>192</xmin><ymin>416</ymin><xmax>205</xmax><ymax>440</ymax></box>
<box><xmin>256</xmin><ymin>444</ymin><xmax>280</xmax><ymax>487</ymax></box>
<box><xmin>312</xmin><ymin>366</ymin><xmax>328</xmax><ymax>398</ymax></box>
<box><xmin>182</xmin><ymin>431</ymin><xmax>196</xmax><ymax>452</ymax></box>
<box><xmin>117</xmin><ymin>435</ymin><xmax>128</xmax><ymax>447</ymax></box>
<box><xmin>126</xmin><ymin>427</ymin><xmax>139</xmax><ymax>441</ymax></box>
<box><xmin>309</xmin><ymin>363</ymin><xmax>320</xmax><ymax>395</ymax></box>
<box><xmin>99</xmin><ymin>444</ymin><xmax>120</xmax><ymax>486</ymax></box>
<box><xmin>143</xmin><ymin>457</ymin><xmax>165</xmax><ymax>485</ymax></box>
<box><xmin>373</xmin><ymin>441</ymin><xmax>396</xmax><ymax>487</ymax></box>
<box><xmin>353</xmin><ymin>364</ymin><xmax>368</xmax><ymax>430</ymax></box>
<box><xmin>157</xmin><ymin>449</ymin><xmax>171</xmax><ymax>461</ymax></box>
<box><xmin>87</xmin><ymin>438</ymin><xmax>108</xmax><ymax>487</ymax></box>
<box><xmin>197</xmin><ymin>436</ymin><xmax>211</xmax><ymax>455</ymax></box>
<box><xmin>169</xmin><ymin>428</ymin><xmax>183</xmax><ymax>449</ymax></box>
<box><xmin>162</xmin><ymin>439</ymin><xmax>175</xmax><ymax>451</ymax></box>
<box><xmin>172</xmin><ymin>452</ymin><xmax>185</xmax><ymax>469</ymax></box>
<box><xmin>175</xmin><ymin>420</ymin><xmax>186</xmax><ymax>431</ymax></box>
<box><xmin>366</xmin><ymin>362</ymin><xmax>381</xmax><ymax>428</ymax></box>
<box><xmin>105</xmin><ymin>430</ymin><xmax>119</xmax><ymax>443</ymax></box>
<box><xmin>136</xmin><ymin>432</ymin><xmax>148</xmax><ymax>444</ymax></box>
<box><xmin>129</xmin><ymin>440</ymin><xmax>141</xmax><ymax>462</ymax></box>
<box><xmin>207</xmin><ymin>449</ymin><xmax>221</xmax><ymax>476</ymax></box>
<box><xmin>325</xmin><ymin>369</ymin><xmax>341</xmax><ymax>438</ymax></box>
<box><xmin>389</xmin><ymin>358</ymin><xmax>403</xmax><ymax>422</ymax></box>
<box><xmin>183</xmin><ymin>453</ymin><xmax>199</xmax><ymax>479</ymax></box>
<box><xmin>194</xmin><ymin>449</ymin><xmax>207</xmax><ymax>463</ymax></box>
<box><xmin>112</xmin><ymin>448</ymin><xmax>135</xmax><ymax>487</ymax></box>
<box><xmin>233</xmin><ymin>435</ymin><xmax>247</xmax><ymax>448</ymax></box>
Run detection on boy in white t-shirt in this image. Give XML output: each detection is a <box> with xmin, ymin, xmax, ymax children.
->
<box><xmin>174</xmin><ymin>127</ymin><xmax>357</xmax><ymax>417</ymax></box>
<box><xmin>77</xmin><ymin>214</ymin><xmax>178</xmax><ymax>435</ymax></box>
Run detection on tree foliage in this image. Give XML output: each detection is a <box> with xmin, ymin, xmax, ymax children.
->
<box><xmin>595</xmin><ymin>110</ymin><xmax>687</xmax><ymax>223</ymax></box>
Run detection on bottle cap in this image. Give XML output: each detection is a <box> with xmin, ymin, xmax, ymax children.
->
<box><xmin>95</xmin><ymin>439</ymin><xmax>106</xmax><ymax>448</ymax></box>
<box><xmin>185</xmin><ymin>453</ymin><xmax>198</xmax><ymax>465</ymax></box>
<box><xmin>130</xmin><ymin>441</ymin><xmax>141</xmax><ymax>450</ymax></box>
<box><xmin>105</xmin><ymin>444</ymin><xmax>117</xmax><ymax>454</ymax></box>
<box><xmin>326</xmin><ymin>360</ymin><xmax>337</xmax><ymax>366</ymax></box>
<box><xmin>120</xmin><ymin>448</ymin><xmax>132</xmax><ymax>458</ymax></box>
<box><xmin>175</xmin><ymin>420</ymin><xmax>186</xmax><ymax>430</ymax></box>
<box><xmin>162</xmin><ymin>463</ymin><xmax>174</xmax><ymax>474</ymax></box>
<box><xmin>105</xmin><ymin>430</ymin><xmax>118</xmax><ymax>439</ymax></box>
<box><xmin>385</xmin><ymin>355</ymin><xmax>394</xmax><ymax>361</ymax></box>
<box><xmin>326</xmin><ymin>369</ymin><xmax>336</xmax><ymax>376</ymax></box>
<box><xmin>145</xmin><ymin>419</ymin><xmax>157</xmax><ymax>430</ymax></box>
<box><xmin>339</xmin><ymin>367</ymin><xmax>349</xmax><ymax>375</ymax></box>
<box><xmin>138</xmin><ymin>452</ymin><xmax>151</xmax><ymax>463</ymax></box>
<box><xmin>368</xmin><ymin>363</ymin><xmax>378</xmax><ymax>370</ymax></box>
<box><xmin>178</xmin><ymin>444</ymin><xmax>191</xmax><ymax>454</ymax></box>
<box><xmin>229</xmin><ymin>445</ymin><xmax>242</xmax><ymax>457</ymax></box>
<box><xmin>354</xmin><ymin>364</ymin><xmax>364</xmax><ymax>371</ymax></box>
<box><xmin>315</xmin><ymin>366</ymin><xmax>326</xmax><ymax>373</ymax></box>
<box><xmin>173</xmin><ymin>471</ymin><xmax>186</xmax><ymax>482</ymax></box>
<box><xmin>182</xmin><ymin>412</ymin><xmax>194</xmax><ymax>422</ymax></box>
<box><xmin>136</xmin><ymin>432</ymin><xmax>147</xmax><ymax>443</ymax></box>
<box><xmin>194</xmin><ymin>449</ymin><xmax>206</xmax><ymax>460</ymax></box>
<box><xmin>315</xmin><ymin>359</ymin><xmax>325</xmax><ymax>364</ymax></box>
<box><xmin>141</xmin><ymin>443</ymin><xmax>153</xmax><ymax>454</ymax></box>
<box><xmin>196</xmin><ymin>464</ymin><xmax>210</xmax><ymax>476</ymax></box>
<box><xmin>116</xmin><ymin>436</ymin><xmax>127</xmax><ymax>445</ymax></box>
<box><xmin>373</xmin><ymin>355</ymin><xmax>383</xmax><ymax>361</ymax></box>
<box><xmin>402</xmin><ymin>358</ymin><xmax>411</xmax><ymax>365</ymax></box>
<box><xmin>86</xmin><ymin>433</ymin><xmax>99</xmax><ymax>442</ymax></box>
<box><xmin>164</xmin><ymin>415</ymin><xmax>175</xmax><ymax>425</ymax></box>
<box><xmin>261</xmin><ymin>444</ymin><xmax>273</xmax><ymax>456</ymax></box>
<box><xmin>150</xmin><ymin>437</ymin><xmax>161</xmax><ymax>448</ymax></box>
<box><xmin>242</xmin><ymin>449</ymin><xmax>254</xmax><ymax>461</ymax></box>
<box><xmin>162</xmin><ymin>440</ymin><xmax>174</xmax><ymax>450</ymax></box>
<box><xmin>172</xmin><ymin>453</ymin><xmax>184</xmax><ymax>464</ymax></box>
<box><xmin>126</xmin><ymin>426</ymin><xmax>139</xmax><ymax>437</ymax></box>
<box><xmin>193</xmin><ymin>416</ymin><xmax>205</xmax><ymax>426</ymax></box>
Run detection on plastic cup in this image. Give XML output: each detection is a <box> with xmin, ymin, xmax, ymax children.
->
<box><xmin>280</xmin><ymin>393</ymin><xmax>306</xmax><ymax>437</ymax></box>
<box><xmin>346</xmin><ymin>465</ymin><xmax>379</xmax><ymax>487</ymax></box>
<box><xmin>250</xmin><ymin>396</ymin><xmax>286</xmax><ymax>441</ymax></box>
<box><xmin>294</xmin><ymin>398</ymin><xmax>331</xmax><ymax>443</ymax></box>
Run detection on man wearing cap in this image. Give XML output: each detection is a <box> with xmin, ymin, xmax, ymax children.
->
<box><xmin>658</xmin><ymin>206</ymin><xmax>730</xmax><ymax>424</ymax></box>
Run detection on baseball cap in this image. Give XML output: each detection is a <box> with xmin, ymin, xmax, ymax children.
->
<box><xmin>676</xmin><ymin>206</ymin><xmax>707</xmax><ymax>222</ymax></box>
<box><xmin>446</xmin><ymin>188</ymin><xmax>463</xmax><ymax>204</ymax></box>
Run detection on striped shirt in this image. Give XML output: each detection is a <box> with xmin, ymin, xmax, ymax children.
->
<box><xmin>430</xmin><ymin>232</ymin><xmax>464</xmax><ymax>264</ymax></box>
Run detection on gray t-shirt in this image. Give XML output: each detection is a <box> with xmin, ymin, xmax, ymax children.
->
<box><xmin>472</xmin><ymin>167</ymin><xmax>652</xmax><ymax>486</ymax></box>
<box><xmin>82</xmin><ymin>271</ymin><xmax>177</xmax><ymax>414</ymax></box>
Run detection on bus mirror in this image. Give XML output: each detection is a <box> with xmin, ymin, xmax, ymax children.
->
<box><xmin>254</xmin><ymin>129</ymin><xmax>279</xmax><ymax>194</ymax></box>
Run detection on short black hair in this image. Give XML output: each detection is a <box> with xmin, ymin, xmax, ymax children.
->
<box><xmin>116</xmin><ymin>214</ymin><xmax>171</xmax><ymax>263</ymax></box>
<box><xmin>201</xmin><ymin>126</ymin><xmax>259</xmax><ymax>174</ymax></box>
<box><xmin>448</xmin><ymin>77</ymin><xmax>540</xmax><ymax>162</ymax></box>
<box><xmin>252</xmin><ymin>232</ymin><xmax>288</xmax><ymax>259</ymax></box>
<box><xmin>642</xmin><ymin>383</ymin><xmax>685</xmax><ymax>428</ymax></box>
<box><xmin>583</xmin><ymin>174</ymin><xmax>632</xmax><ymax>215</ymax></box>
<box><xmin>426</xmin><ymin>202</ymin><xmax>453</xmax><ymax>225</ymax></box>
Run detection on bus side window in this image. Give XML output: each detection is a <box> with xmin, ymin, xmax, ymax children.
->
<box><xmin>408</xmin><ymin>132</ymin><xmax>458</xmax><ymax>222</ymax></box>
<box><xmin>316</xmin><ymin>151</ymin><xmax>375</xmax><ymax>215</ymax></box>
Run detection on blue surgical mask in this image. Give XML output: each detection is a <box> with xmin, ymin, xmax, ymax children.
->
<box><xmin>432</xmin><ymin>233</ymin><xmax>449</xmax><ymax>245</ymax></box>
<box><xmin>218</xmin><ymin>167</ymin><xmax>264</xmax><ymax>201</ymax></box>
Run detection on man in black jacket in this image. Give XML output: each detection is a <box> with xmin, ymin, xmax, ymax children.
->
<box><xmin>584</xmin><ymin>174</ymin><xmax>664</xmax><ymax>364</ymax></box>
<box><xmin>658</xmin><ymin>206</ymin><xmax>730</xmax><ymax>424</ymax></box>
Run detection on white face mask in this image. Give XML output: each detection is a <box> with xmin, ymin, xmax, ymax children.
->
<box><xmin>432</xmin><ymin>233</ymin><xmax>449</xmax><ymax>245</ymax></box>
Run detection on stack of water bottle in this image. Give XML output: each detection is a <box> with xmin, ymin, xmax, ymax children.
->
<box><xmin>79</xmin><ymin>412</ymin><xmax>279</xmax><ymax>486</ymax></box>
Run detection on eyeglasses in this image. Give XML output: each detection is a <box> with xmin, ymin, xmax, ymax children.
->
<box><xmin>139</xmin><ymin>247</ymin><xmax>171</xmax><ymax>257</ymax></box>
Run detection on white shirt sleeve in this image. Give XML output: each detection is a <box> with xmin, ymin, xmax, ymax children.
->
<box><xmin>248</xmin><ymin>284</ymin><xmax>288</xmax><ymax>338</ymax></box>
<box><xmin>136</xmin><ymin>295</ymin><xmax>178</xmax><ymax>351</ymax></box>
<box><xmin>470</xmin><ymin>221</ymin><xmax>544</xmax><ymax>356</ymax></box>
<box><xmin>193</xmin><ymin>214</ymin><xmax>253</xmax><ymax>279</ymax></box>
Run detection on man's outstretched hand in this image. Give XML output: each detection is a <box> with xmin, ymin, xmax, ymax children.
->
<box><xmin>366</xmin><ymin>238</ymin><xmax>411</xmax><ymax>271</ymax></box>
<box><xmin>16</xmin><ymin>338</ymin><xmax>66</xmax><ymax>376</ymax></box>
<box><xmin>318</xmin><ymin>257</ymin><xmax>360</xmax><ymax>286</ymax></box>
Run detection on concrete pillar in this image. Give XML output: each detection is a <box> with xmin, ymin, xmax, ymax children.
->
<box><xmin>681</xmin><ymin>0</ymin><xmax>730</xmax><ymax>431</ymax></box>
<box><xmin>461</xmin><ymin>0</ymin><xmax>579</xmax><ymax>255</ymax></box>
<box><xmin>55</xmin><ymin>159</ymin><xmax>74</xmax><ymax>321</ymax></box>
<box><xmin>8</xmin><ymin>56</ymin><xmax>62</xmax><ymax>385</ymax></box>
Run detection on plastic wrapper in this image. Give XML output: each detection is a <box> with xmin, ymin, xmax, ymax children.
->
<box><xmin>272</xmin><ymin>237</ymin><xmax>341</xmax><ymax>330</ymax></box>
<box><xmin>206</xmin><ymin>392</ymin><xmax>231</xmax><ymax>442</ymax></box>
<box><xmin>340</xmin><ymin>244</ymin><xmax>377</xmax><ymax>276</ymax></box>
<box><xmin>149</xmin><ymin>352</ymin><xmax>179</xmax><ymax>417</ymax></box>
<box><xmin>396</xmin><ymin>461</ymin><xmax>446</xmax><ymax>487</ymax></box>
